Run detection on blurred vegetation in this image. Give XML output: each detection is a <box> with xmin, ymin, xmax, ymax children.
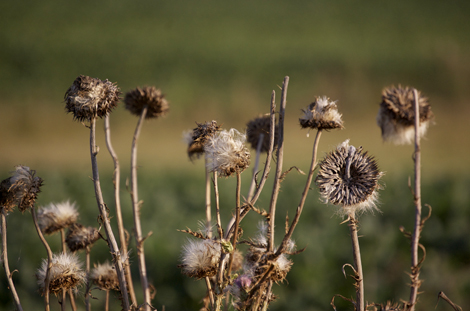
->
<box><xmin>1</xmin><ymin>0</ymin><xmax>469</xmax><ymax>310</ymax></box>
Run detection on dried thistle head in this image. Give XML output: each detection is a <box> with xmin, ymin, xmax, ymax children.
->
<box><xmin>205</xmin><ymin>128</ymin><xmax>251</xmax><ymax>177</ymax></box>
<box><xmin>124</xmin><ymin>86</ymin><xmax>169</xmax><ymax>118</ymax></box>
<box><xmin>377</xmin><ymin>85</ymin><xmax>434</xmax><ymax>144</ymax></box>
<box><xmin>0</xmin><ymin>165</ymin><xmax>43</xmax><ymax>213</ymax></box>
<box><xmin>185</xmin><ymin>120</ymin><xmax>221</xmax><ymax>160</ymax></box>
<box><xmin>179</xmin><ymin>239</ymin><xmax>221</xmax><ymax>279</ymax></box>
<box><xmin>66</xmin><ymin>223</ymin><xmax>100</xmax><ymax>252</ymax></box>
<box><xmin>37</xmin><ymin>201</ymin><xmax>79</xmax><ymax>235</ymax></box>
<box><xmin>316</xmin><ymin>139</ymin><xmax>383</xmax><ymax>217</ymax></box>
<box><xmin>64</xmin><ymin>75</ymin><xmax>120</xmax><ymax>122</ymax></box>
<box><xmin>36</xmin><ymin>253</ymin><xmax>86</xmax><ymax>296</ymax></box>
<box><xmin>90</xmin><ymin>261</ymin><xmax>119</xmax><ymax>291</ymax></box>
<box><xmin>246</xmin><ymin>115</ymin><xmax>278</xmax><ymax>152</ymax></box>
<box><xmin>299</xmin><ymin>96</ymin><xmax>343</xmax><ymax>130</ymax></box>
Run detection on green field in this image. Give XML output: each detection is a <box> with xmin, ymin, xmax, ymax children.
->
<box><xmin>1</xmin><ymin>0</ymin><xmax>469</xmax><ymax>310</ymax></box>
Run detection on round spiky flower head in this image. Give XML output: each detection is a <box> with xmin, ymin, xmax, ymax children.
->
<box><xmin>37</xmin><ymin>201</ymin><xmax>79</xmax><ymax>235</ymax></box>
<box><xmin>377</xmin><ymin>85</ymin><xmax>434</xmax><ymax>145</ymax></box>
<box><xmin>185</xmin><ymin>120</ymin><xmax>221</xmax><ymax>160</ymax></box>
<box><xmin>124</xmin><ymin>86</ymin><xmax>169</xmax><ymax>118</ymax></box>
<box><xmin>66</xmin><ymin>223</ymin><xmax>100</xmax><ymax>252</ymax></box>
<box><xmin>37</xmin><ymin>253</ymin><xmax>86</xmax><ymax>296</ymax></box>
<box><xmin>64</xmin><ymin>75</ymin><xmax>120</xmax><ymax>122</ymax></box>
<box><xmin>316</xmin><ymin>139</ymin><xmax>383</xmax><ymax>216</ymax></box>
<box><xmin>205</xmin><ymin>128</ymin><xmax>251</xmax><ymax>177</ymax></box>
<box><xmin>246</xmin><ymin>115</ymin><xmax>278</xmax><ymax>152</ymax></box>
<box><xmin>179</xmin><ymin>239</ymin><xmax>221</xmax><ymax>279</ymax></box>
<box><xmin>90</xmin><ymin>261</ymin><xmax>119</xmax><ymax>291</ymax></box>
<box><xmin>299</xmin><ymin>96</ymin><xmax>343</xmax><ymax>130</ymax></box>
<box><xmin>0</xmin><ymin>165</ymin><xmax>43</xmax><ymax>213</ymax></box>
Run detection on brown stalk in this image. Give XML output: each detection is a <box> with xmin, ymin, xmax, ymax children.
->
<box><xmin>276</xmin><ymin>129</ymin><xmax>322</xmax><ymax>256</ymax></box>
<box><xmin>130</xmin><ymin>106</ymin><xmax>152</xmax><ymax>311</ymax></box>
<box><xmin>246</xmin><ymin>133</ymin><xmax>265</xmax><ymax>201</ymax></box>
<box><xmin>348</xmin><ymin>214</ymin><xmax>364</xmax><ymax>311</ymax></box>
<box><xmin>226</xmin><ymin>172</ymin><xmax>242</xmax><ymax>278</ymax></box>
<box><xmin>85</xmin><ymin>246</ymin><xmax>91</xmax><ymax>311</ymax></box>
<box><xmin>104</xmin><ymin>115</ymin><xmax>137</xmax><ymax>307</ymax></box>
<box><xmin>60</xmin><ymin>228</ymin><xmax>77</xmax><ymax>311</ymax></box>
<box><xmin>408</xmin><ymin>88</ymin><xmax>423</xmax><ymax>311</ymax></box>
<box><xmin>31</xmin><ymin>208</ymin><xmax>52</xmax><ymax>311</ymax></box>
<box><xmin>1</xmin><ymin>211</ymin><xmax>24</xmax><ymax>311</ymax></box>
<box><xmin>89</xmin><ymin>118</ymin><xmax>130</xmax><ymax>310</ymax></box>
<box><xmin>204</xmin><ymin>155</ymin><xmax>212</xmax><ymax>239</ymax></box>
<box><xmin>267</xmin><ymin>76</ymin><xmax>289</xmax><ymax>252</ymax></box>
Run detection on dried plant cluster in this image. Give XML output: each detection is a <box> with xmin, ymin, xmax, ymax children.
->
<box><xmin>1</xmin><ymin>75</ymin><xmax>460</xmax><ymax>311</ymax></box>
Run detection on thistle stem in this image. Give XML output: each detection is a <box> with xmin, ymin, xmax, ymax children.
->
<box><xmin>246</xmin><ymin>133</ymin><xmax>264</xmax><ymax>202</ymax></box>
<box><xmin>213</xmin><ymin>171</ymin><xmax>223</xmax><ymax>239</ymax></box>
<box><xmin>205</xmin><ymin>155</ymin><xmax>212</xmax><ymax>239</ymax></box>
<box><xmin>227</xmin><ymin>173</ymin><xmax>242</xmax><ymax>277</ymax></box>
<box><xmin>1</xmin><ymin>211</ymin><xmax>23</xmax><ymax>311</ymax></box>
<box><xmin>89</xmin><ymin>118</ymin><xmax>130</xmax><ymax>310</ymax></box>
<box><xmin>277</xmin><ymin>129</ymin><xmax>322</xmax><ymax>255</ymax></box>
<box><xmin>205</xmin><ymin>277</ymin><xmax>215</xmax><ymax>307</ymax></box>
<box><xmin>267</xmin><ymin>76</ymin><xmax>288</xmax><ymax>252</ymax></box>
<box><xmin>348</xmin><ymin>213</ymin><xmax>364</xmax><ymax>311</ymax></box>
<box><xmin>85</xmin><ymin>247</ymin><xmax>91</xmax><ymax>311</ymax></box>
<box><xmin>130</xmin><ymin>106</ymin><xmax>152</xmax><ymax>311</ymax></box>
<box><xmin>31</xmin><ymin>208</ymin><xmax>52</xmax><ymax>311</ymax></box>
<box><xmin>104</xmin><ymin>115</ymin><xmax>137</xmax><ymax>307</ymax></box>
<box><xmin>408</xmin><ymin>88</ymin><xmax>423</xmax><ymax>311</ymax></box>
<box><xmin>105</xmin><ymin>290</ymin><xmax>110</xmax><ymax>311</ymax></box>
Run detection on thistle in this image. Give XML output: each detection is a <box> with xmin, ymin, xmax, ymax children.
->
<box><xmin>179</xmin><ymin>239</ymin><xmax>221</xmax><ymax>279</ymax></box>
<box><xmin>246</xmin><ymin>115</ymin><xmax>278</xmax><ymax>152</ymax></box>
<box><xmin>66</xmin><ymin>223</ymin><xmax>100</xmax><ymax>252</ymax></box>
<box><xmin>316</xmin><ymin>139</ymin><xmax>383</xmax><ymax>217</ymax></box>
<box><xmin>37</xmin><ymin>253</ymin><xmax>86</xmax><ymax>296</ymax></box>
<box><xmin>205</xmin><ymin>128</ymin><xmax>251</xmax><ymax>177</ymax></box>
<box><xmin>37</xmin><ymin>201</ymin><xmax>79</xmax><ymax>235</ymax></box>
<box><xmin>90</xmin><ymin>262</ymin><xmax>120</xmax><ymax>291</ymax></box>
<box><xmin>124</xmin><ymin>86</ymin><xmax>169</xmax><ymax>118</ymax></box>
<box><xmin>185</xmin><ymin>120</ymin><xmax>221</xmax><ymax>160</ymax></box>
<box><xmin>376</xmin><ymin>85</ymin><xmax>433</xmax><ymax>144</ymax></box>
<box><xmin>299</xmin><ymin>96</ymin><xmax>343</xmax><ymax>130</ymax></box>
<box><xmin>64</xmin><ymin>75</ymin><xmax>120</xmax><ymax>122</ymax></box>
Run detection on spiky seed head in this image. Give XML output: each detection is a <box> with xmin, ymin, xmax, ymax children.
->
<box><xmin>377</xmin><ymin>85</ymin><xmax>434</xmax><ymax>145</ymax></box>
<box><xmin>64</xmin><ymin>75</ymin><xmax>120</xmax><ymax>122</ymax></box>
<box><xmin>271</xmin><ymin>254</ymin><xmax>293</xmax><ymax>283</ymax></box>
<box><xmin>186</xmin><ymin>120</ymin><xmax>221</xmax><ymax>160</ymax></box>
<box><xmin>179</xmin><ymin>239</ymin><xmax>221</xmax><ymax>279</ymax></box>
<box><xmin>66</xmin><ymin>223</ymin><xmax>100</xmax><ymax>252</ymax></box>
<box><xmin>0</xmin><ymin>165</ymin><xmax>43</xmax><ymax>213</ymax></box>
<box><xmin>90</xmin><ymin>261</ymin><xmax>119</xmax><ymax>291</ymax></box>
<box><xmin>205</xmin><ymin>128</ymin><xmax>251</xmax><ymax>177</ymax></box>
<box><xmin>124</xmin><ymin>86</ymin><xmax>169</xmax><ymax>118</ymax></box>
<box><xmin>299</xmin><ymin>96</ymin><xmax>343</xmax><ymax>130</ymax></box>
<box><xmin>246</xmin><ymin>115</ymin><xmax>278</xmax><ymax>152</ymax></box>
<box><xmin>37</xmin><ymin>201</ymin><xmax>79</xmax><ymax>235</ymax></box>
<box><xmin>316</xmin><ymin>139</ymin><xmax>383</xmax><ymax>217</ymax></box>
<box><xmin>36</xmin><ymin>253</ymin><xmax>86</xmax><ymax>296</ymax></box>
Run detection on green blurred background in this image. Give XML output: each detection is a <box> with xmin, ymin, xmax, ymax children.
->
<box><xmin>1</xmin><ymin>0</ymin><xmax>469</xmax><ymax>310</ymax></box>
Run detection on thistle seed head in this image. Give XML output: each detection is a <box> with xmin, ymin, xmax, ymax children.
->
<box><xmin>377</xmin><ymin>85</ymin><xmax>434</xmax><ymax>144</ymax></box>
<box><xmin>299</xmin><ymin>96</ymin><xmax>343</xmax><ymax>130</ymax></box>
<box><xmin>64</xmin><ymin>75</ymin><xmax>120</xmax><ymax>122</ymax></box>
<box><xmin>246</xmin><ymin>115</ymin><xmax>278</xmax><ymax>152</ymax></box>
<box><xmin>36</xmin><ymin>253</ymin><xmax>86</xmax><ymax>296</ymax></box>
<box><xmin>205</xmin><ymin>128</ymin><xmax>251</xmax><ymax>177</ymax></box>
<box><xmin>66</xmin><ymin>223</ymin><xmax>100</xmax><ymax>252</ymax></box>
<box><xmin>37</xmin><ymin>201</ymin><xmax>79</xmax><ymax>235</ymax></box>
<box><xmin>90</xmin><ymin>261</ymin><xmax>119</xmax><ymax>291</ymax></box>
<box><xmin>186</xmin><ymin>120</ymin><xmax>221</xmax><ymax>160</ymax></box>
<box><xmin>179</xmin><ymin>239</ymin><xmax>221</xmax><ymax>279</ymax></box>
<box><xmin>316</xmin><ymin>139</ymin><xmax>383</xmax><ymax>216</ymax></box>
<box><xmin>0</xmin><ymin>165</ymin><xmax>43</xmax><ymax>213</ymax></box>
<box><xmin>124</xmin><ymin>86</ymin><xmax>169</xmax><ymax>118</ymax></box>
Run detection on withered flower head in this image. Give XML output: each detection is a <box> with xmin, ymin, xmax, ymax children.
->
<box><xmin>124</xmin><ymin>86</ymin><xmax>169</xmax><ymax>118</ymax></box>
<box><xmin>37</xmin><ymin>201</ymin><xmax>79</xmax><ymax>235</ymax></box>
<box><xmin>185</xmin><ymin>120</ymin><xmax>221</xmax><ymax>160</ymax></box>
<box><xmin>179</xmin><ymin>239</ymin><xmax>221</xmax><ymax>279</ymax></box>
<box><xmin>299</xmin><ymin>96</ymin><xmax>343</xmax><ymax>130</ymax></box>
<box><xmin>64</xmin><ymin>75</ymin><xmax>120</xmax><ymax>122</ymax></box>
<box><xmin>0</xmin><ymin>165</ymin><xmax>43</xmax><ymax>213</ymax></box>
<box><xmin>66</xmin><ymin>223</ymin><xmax>100</xmax><ymax>252</ymax></box>
<box><xmin>246</xmin><ymin>115</ymin><xmax>278</xmax><ymax>152</ymax></box>
<box><xmin>205</xmin><ymin>128</ymin><xmax>251</xmax><ymax>177</ymax></box>
<box><xmin>377</xmin><ymin>85</ymin><xmax>434</xmax><ymax>145</ymax></box>
<box><xmin>90</xmin><ymin>261</ymin><xmax>119</xmax><ymax>291</ymax></box>
<box><xmin>316</xmin><ymin>139</ymin><xmax>383</xmax><ymax>217</ymax></box>
<box><xmin>37</xmin><ymin>253</ymin><xmax>86</xmax><ymax>296</ymax></box>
